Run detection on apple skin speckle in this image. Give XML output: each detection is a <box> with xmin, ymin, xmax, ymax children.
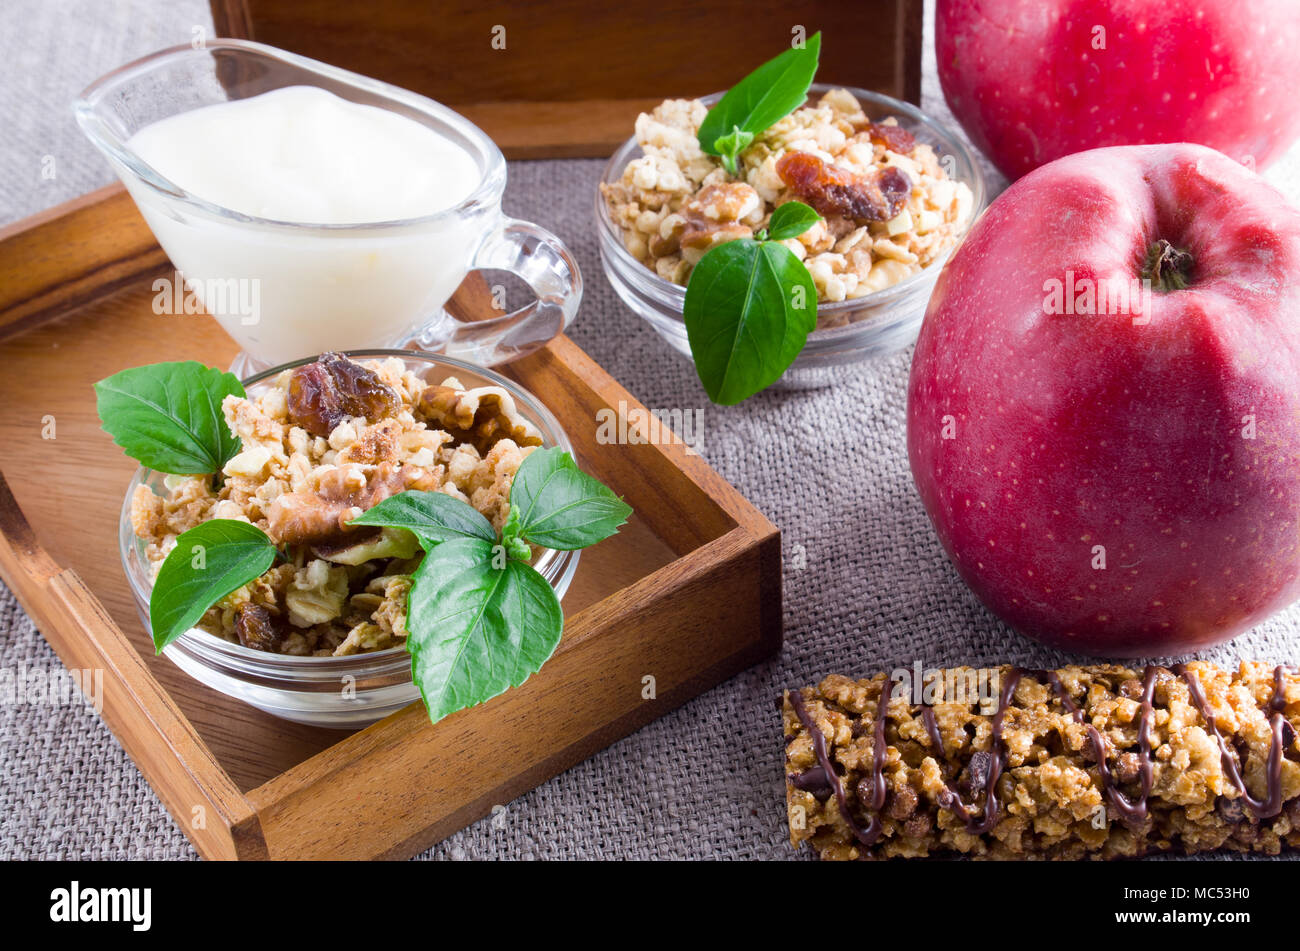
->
<box><xmin>907</xmin><ymin>143</ymin><xmax>1300</xmax><ymax>656</ymax></box>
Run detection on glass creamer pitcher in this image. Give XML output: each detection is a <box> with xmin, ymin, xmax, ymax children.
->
<box><xmin>74</xmin><ymin>39</ymin><xmax>581</xmax><ymax>374</ymax></box>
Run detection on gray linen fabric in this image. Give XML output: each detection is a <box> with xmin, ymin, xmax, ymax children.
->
<box><xmin>2</xmin><ymin>0</ymin><xmax>1298</xmax><ymax>860</ymax></box>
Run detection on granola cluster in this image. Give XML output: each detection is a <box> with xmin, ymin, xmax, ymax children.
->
<box><xmin>783</xmin><ymin>662</ymin><xmax>1300</xmax><ymax>860</ymax></box>
<box><xmin>601</xmin><ymin>89</ymin><xmax>974</xmax><ymax>329</ymax></box>
<box><xmin>130</xmin><ymin>355</ymin><xmax>542</xmax><ymax>656</ymax></box>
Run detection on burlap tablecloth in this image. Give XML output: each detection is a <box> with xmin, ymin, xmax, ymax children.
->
<box><xmin>3</xmin><ymin>0</ymin><xmax>1298</xmax><ymax>860</ymax></box>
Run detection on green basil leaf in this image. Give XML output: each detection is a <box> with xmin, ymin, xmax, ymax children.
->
<box><xmin>499</xmin><ymin>507</ymin><xmax>532</xmax><ymax>562</ymax></box>
<box><xmin>697</xmin><ymin>32</ymin><xmax>821</xmax><ymax>161</ymax></box>
<box><xmin>766</xmin><ymin>201</ymin><xmax>821</xmax><ymax>241</ymax></box>
<box><xmin>714</xmin><ymin>126</ymin><xmax>755</xmax><ymax>156</ymax></box>
<box><xmin>95</xmin><ymin>361</ymin><xmax>245</xmax><ymax>475</ymax></box>
<box><xmin>148</xmin><ymin>519</ymin><xmax>278</xmax><ymax>652</ymax></box>
<box><xmin>713</xmin><ymin>126</ymin><xmax>755</xmax><ymax>175</ymax></box>
<box><xmin>683</xmin><ymin>237</ymin><xmax>817</xmax><ymax>405</ymax></box>
<box><xmin>349</xmin><ymin>489</ymin><xmax>496</xmax><ymax>546</ymax></box>
<box><xmin>508</xmin><ymin>447</ymin><xmax>632</xmax><ymax>550</ymax></box>
<box><xmin>406</xmin><ymin>537</ymin><xmax>563</xmax><ymax>722</ymax></box>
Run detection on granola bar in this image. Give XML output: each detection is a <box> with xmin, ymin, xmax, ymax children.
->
<box><xmin>782</xmin><ymin>662</ymin><xmax>1300</xmax><ymax>860</ymax></box>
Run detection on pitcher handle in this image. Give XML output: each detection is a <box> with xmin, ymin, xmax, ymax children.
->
<box><xmin>413</xmin><ymin>217</ymin><xmax>582</xmax><ymax>365</ymax></box>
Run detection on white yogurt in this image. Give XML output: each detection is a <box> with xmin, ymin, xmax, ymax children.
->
<box><xmin>124</xmin><ymin>86</ymin><xmax>491</xmax><ymax>365</ymax></box>
<box><xmin>129</xmin><ymin>86</ymin><xmax>480</xmax><ymax>224</ymax></box>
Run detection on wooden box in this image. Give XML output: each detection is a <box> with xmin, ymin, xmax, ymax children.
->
<box><xmin>210</xmin><ymin>0</ymin><xmax>923</xmax><ymax>157</ymax></box>
<box><xmin>0</xmin><ymin>187</ymin><xmax>782</xmax><ymax>859</ymax></box>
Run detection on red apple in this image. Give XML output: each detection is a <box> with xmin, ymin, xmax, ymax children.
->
<box><xmin>937</xmin><ymin>0</ymin><xmax>1300</xmax><ymax>180</ymax></box>
<box><xmin>907</xmin><ymin>143</ymin><xmax>1300</xmax><ymax>656</ymax></box>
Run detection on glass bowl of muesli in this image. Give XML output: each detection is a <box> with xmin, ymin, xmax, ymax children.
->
<box><xmin>119</xmin><ymin>349</ymin><xmax>577</xmax><ymax>728</ymax></box>
<box><xmin>597</xmin><ymin>84</ymin><xmax>986</xmax><ymax>370</ymax></box>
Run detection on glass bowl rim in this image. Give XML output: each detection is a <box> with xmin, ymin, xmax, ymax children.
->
<box><xmin>119</xmin><ymin>347</ymin><xmax>577</xmax><ymax>669</ymax></box>
<box><xmin>594</xmin><ymin>82</ymin><xmax>988</xmax><ymax>335</ymax></box>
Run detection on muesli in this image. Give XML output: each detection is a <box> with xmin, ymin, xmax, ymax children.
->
<box><xmin>602</xmin><ymin>88</ymin><xmax>974</xmax><ymax>322</ymax></box>
<box><xmin>129</xmin><ymin>353</ymin><xmax>541</xmax><ymax>657</ymax></box>
<box><xmin>102</xmin><ymin>352</ymin><xmax>630</xmax><ymax>723</ymax></box>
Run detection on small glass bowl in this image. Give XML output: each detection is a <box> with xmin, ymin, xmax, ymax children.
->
<box><xmin>596</xmin><ymin>83</ymin><xmax>987</xmax><ymax>372</ymax></box>
<box><xmin>119</xmin><ymin>349</ymin><xmax>578</xmax><ymax>729</ymax></box>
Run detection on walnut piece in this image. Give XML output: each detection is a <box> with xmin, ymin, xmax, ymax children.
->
<box><xmin>265</xmin><ymin>461</ymin><xmax>443</xmax><ymax>545</ymax></box>
<box><xmin>417</xmin><ymin>379</ymin><xmax>542</xmax><ymax>454</ymax></box>
<box><xmin>677</xmin><ymin>183</ymin><xmax>761</xmax><ymax>264</ymax></box>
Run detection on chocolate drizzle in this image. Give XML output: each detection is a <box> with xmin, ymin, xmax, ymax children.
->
<box><xmin>785</xmin><ymin>664</ymin><xmax>1295</xmax><ymax>851</ymax></box>
<box><xmin>919</xmin><ymin>669</ymin><xmax>1021</xmax><ymax>834</ymax></box>
<box><xmin>1037</xmin><ymin>665</ymin><xmax>1158</xmax><ymax>827</ymax></box>
<box><xmin>1173</xmin><ymin>663</ymin><xmax>1292</xmax><ymax>820</ymax></box>
<box><xmin>859</xmin><ymin>697</ymin><xmax>889</xmax><ymax>844</ymax></box>
<box><xmin>787</xmin><ymin>688</ymin><xmax>878</xmax><ymax>846</ymax></box>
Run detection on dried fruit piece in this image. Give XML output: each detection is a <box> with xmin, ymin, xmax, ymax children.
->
<box><xmin>776</xmin><ymin>150</ymin><xmax>911</xmax><ymax>223</ymax></box>
<box><xmin>1216</xmin><ymin>796</ymin><xmax>1245</xmax><ymax>824</ymax></box>
<box><xmin>866</xmin><ymin>121</ymin><xmax>916</xmax><ymax>155</ymax></box>
<box><xmin>886</xmin><ymin>783</ymin><xmax>919</xmax><ymax>820</ymax></box>
<box><xmin>234</xmin><ymin>603</ymin><xmax>284</xmax><ymax>652</ymax></box>
<box><xmin>960</xmin><ymin>750</ymin><xmax>993</xmax><ymax>797</ymax></box>
<box><xmin>286</xmin><ymin>352</ymin><xmax>401</xmax><ymax>438</ymax></box>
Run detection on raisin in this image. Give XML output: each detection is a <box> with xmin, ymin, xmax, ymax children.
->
<box><xmin>1216</xmin><ymin>796</ymin><xmax>1245</xmax><ymax>824</ymax></box>
<box><xmin>886</xmin><ymin>783</ymin><xmax>918</xmax><ymax>820</ymax></box>
<box><xmin>903</xmin><ymin>813</ymin><xmax>933</xmax><ymax>839</ymax></box>
<box><xmin>866</xmin><ymin>121</ymin><xmax>916</xmax><ymax>154</ymax></box>
<box><xmin>854</xmin><ymin>775</ymin><xmax>875</xmax><ymax>808</ymax></box>
<box><xmin>1114</xmin><ymin>751</ymin><xmax>1143</xmax><ymax>784</ymax></box>
<box><xmin>775</xmin><ymin>150</ymin><xmax>911</xmax><ymax>224</ymax></box>
<box><xmin>286</xmin><ymin>352</ymin><xmax>401</xmax><ymax>438</ymax></box>
<box><xmin>959</xmin><ymin>750</ymin><xmax>993</xmax><ymax>797</ymax></box>
<box><xmin>234</xmin><ymin>604</ymin><xmax>284</xmax><ymax>653</ymax></box>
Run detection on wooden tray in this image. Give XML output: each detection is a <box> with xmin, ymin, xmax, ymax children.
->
<box><xmin>0</xmin><ymin>186</ymin><xmax>782</xmax><ymax>859</ymax></box>
<box><xmin>210</xmin><ymin>0</ymin><xmax>923</xmax><ymax>158</ymax></box>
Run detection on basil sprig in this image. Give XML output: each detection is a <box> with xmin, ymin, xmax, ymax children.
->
<box><xmin>683</xmin><ymin>37</ymin><xmax>832</xmax><ymax>404</ymax></box>
<box><xmin>95</xmin><ymin>361</ymin><xmax>245</xmax><ymax>475</ymax></box>
<box><xmin>405</xmin><ymin>537</ymin><xmax>563</xmax><ymax>722</ymax></box>
<box><xmin>149</xmin><ymin>519</ymin><xmax>279</xmax><ymax>651</ymax></box>
<box><xmin>697</xmin><ymin>32</ymin><xmax>821</xmax><ymax>176</ymax></box>
<box><xmin>349</xmin><ymin>489</ymin><xmax>496</xmax><ymax>545</ymax></box>
<box><xmin>139</xmin><ymin>448</ymin><xmax>628</xmax><ymax>722</ymax></box>
<box><xmin>684</xmin><ymin>202</ymin><xmax>820</xmax><ymax>404</ymax></box>
<box><xmin>342</xmin><ymin>447</ymin><xmax>631</xmax><ymax>722</ymax></box>
<box><xmin>504</xmin><ymin>447</ymin><xmax>633</xmax><ymax>550</ymax></box>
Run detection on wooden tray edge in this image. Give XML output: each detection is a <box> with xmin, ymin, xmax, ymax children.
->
<box><xmin>0</xmin><ymin>472</ymin><xmax>268</xmax><ymax>860</ymax></box>
<box><xmin>237</xmin><ymin>335</ymin><xmax>784</xmax><ymax>855</ymax></box>
<box><xmin>0</xmin><ymin>185</ymin><xmax>169</xmax><ymax>345</ymax></box>
<box><xmin>243</xmin><ymin>524</ymin><xmax>780</xmax><ymax>858</ymax></box>
<box><xmin>0</xmin><ymin>184</ymin><xmax>784</xmax><ymax>860</ymax></box>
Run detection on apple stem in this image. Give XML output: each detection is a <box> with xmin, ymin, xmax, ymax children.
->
<box><xmin>1142</xmin><ymin>239</ymin><xmax>1194</xmax><ymax>292</ymax></box>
